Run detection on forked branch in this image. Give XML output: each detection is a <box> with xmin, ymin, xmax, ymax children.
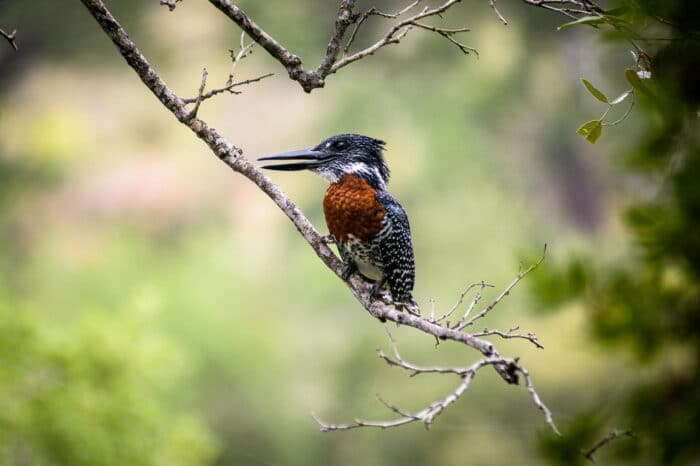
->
<box><xmin>182</xmin><ymin>36</ymin><xmax>273</xmax><ymax>111</ymax></box>
<box><xmin>518</xmin><ymin>0</ymin><xmax>602</xmax><ymax>20</ymax></box>
<box><xmin>312</xmin><ymin>253</ymin><xmax>555</xmax><ymax>433</ymax></box>
<box><xmin>583</xmin><ymin>429</ymin><xmax>635</xmax><ymax>461</ymax></box>
<box><xmin>208</xmin><ymin>0</ymin><xmax>474</xmax><ymax>91</ymax></box>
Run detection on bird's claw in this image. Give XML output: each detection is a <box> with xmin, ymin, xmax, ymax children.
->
<box><xmin>320</xmin><ymin>234</ymin><xmax>337</xmax><ymax>245</ymax></box>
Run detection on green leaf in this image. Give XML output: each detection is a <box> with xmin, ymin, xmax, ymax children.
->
<box><xmin>577</xmin><ymin>120</ymin><xmax>603</xmax><ymax>144</ymax></box>
<box><xmin>625</xmin><ymin>68</ymin><xmax>650</xmax><ymax>96</ymax></box>
<box><xmin>586</xmin><ymin>122</ymin><xmax>602</xmax><ymax>144</ymax></box>
<box><xmin>558</xmin><ymin>16</ymin><xmax>606</xmax><ymax>30</ymax></box>
<box><xmin>581</xmin><ymin>79</ymin><xmax>609</xmax><ymax>103</ymax></box>
<box><xmin>576</xmin><ymin>119</ymin><xmax>600</xmax><ymax>136</ymax></box>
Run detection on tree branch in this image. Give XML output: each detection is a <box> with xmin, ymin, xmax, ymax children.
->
<box><xmin>456</xmin><ymin>244</ymin><xmax>547</xmax><ymax>331</ymax></box>
<box><xmin>207</xmin><ymin>0</ymin><xmax>474</xmax><ymax>92</ymax></box>
<box><xmin>583</xmin><ymin>429</ymin><xmax>635</xmax><ymax>461</ymax></box>
<box><xmin>314</xmin><ymin>330</ymin><xmax>557</xmax><ymax>433</ymax></box>
<box><xmin>332</xmin><ymin>0</ymin><xmax>477</xmax><ymax>73</ymax></box>
<box><xmin>180</xmin><ymin>34</ymin><xmax>273</xmax><ymax>107</ymax></box>
<box><xmin>518</xmin><ymin>0</ymin><xmax>602</xmax><ymax>20</ymax></box>
<box><xmin>472</xmin><ymin>326</ymin><xmax>544</xmax><ymax>349</ymax></box>
<box><xmin>312</xmin><ymin>356</ymin><xmax>514</xmax><ymax>431</ymax></box>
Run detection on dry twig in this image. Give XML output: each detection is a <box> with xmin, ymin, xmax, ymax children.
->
<box><xmin>456</xmin><ymin>244</ymin><xmax>547</xmax><ymax>331</ymax></box>
<box><xmin>334</xmin><ymin>0</ymin><xmax>478</xmax><ymax>71</ymax></box>
<box><xmin>313</xmin><ymin>330</ymin><xmax>557</xmax><ymax>432</ymax></box>
<box><xmin>583</xmin><ymin>429</ymin><xmax>635</xmax><ymax>461</ymax></box>
<box><xmin>181</xmin><ymin>39</ymin><xmax>274</xmax><ymax>109</ymax></box>
<box><xmin>208</xmin><ymin>0</ymin><xmax>475</xmax><ymax>91</ymax></box>
<box><xmin>518</xmin><ymin>0</ymin><xmax>602</xmax><ymax>20</ymax></box>
<box><xmin>472</xmin><ymin>326</ymin><xmax>544</xmax><ymax>349</ymax></box>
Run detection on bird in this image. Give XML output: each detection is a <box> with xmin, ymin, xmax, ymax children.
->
<box><xmin>258</xmin><ymin>134</ymin><xmax>416</xmax><ymax>309</ymax></box>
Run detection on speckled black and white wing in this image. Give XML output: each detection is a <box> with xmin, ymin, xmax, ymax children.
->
<box><xmin>375</xmin><ymin>191</ymin><xmax>415</xmax><ymax>303</ymax></box>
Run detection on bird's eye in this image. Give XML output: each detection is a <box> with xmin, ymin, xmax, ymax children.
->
<box><xmin>333</xmin><ymin>141</ymin><xmax>346</xmax><ymax>150</ymax></box>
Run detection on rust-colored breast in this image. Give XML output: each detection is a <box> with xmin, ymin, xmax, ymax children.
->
<box><xmin>323</xmin><ymin>174</ymin><xmax>385</xmax><ymax>242</ymax></box>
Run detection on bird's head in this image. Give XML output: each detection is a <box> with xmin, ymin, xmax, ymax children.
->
<box><xmin>258</xmin><ymin>134</ymin><xmax>389</xmax><ymax>189</ymax></box>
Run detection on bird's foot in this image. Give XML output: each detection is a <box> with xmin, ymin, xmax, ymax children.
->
<box><xmin>370</xmin><ymin>278</ymin><xmax>388</xmax><ymax>299</ymax></box>
<box><xmin>320</xmin><ymin>234</ymin><xmax>337</xmax><ymax>245</ymax></box>
<box><xmin>395</xmin><ymin>299</ymin><xmax>420</xmax><ymax>316</ymax></box>
<box><xmin>342</xmin><ymin>262</ymin><xmax>357</xmax><ymax>281</ymax></box>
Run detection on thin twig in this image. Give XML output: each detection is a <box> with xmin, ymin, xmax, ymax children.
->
<box><xmin>182</xmin><ymin>72</ymin><xmax>273</xmax><ymax>104</ymax></box>
<box><xmin>411</xmin><ymin>21</ymin><xmax>478</xmax><ymax>55</ymax></box>
<box><xmin>517</xmin><ymin>363</ymin><xmax>560</xmax><ymax>435</ymax></box>
<box><xmin>182</xmin><ymin>39</ymin><xmax>272</xmax><ymax>106</ymax></box>
<box><xmin>343</xmin><ymin>1</ymin><xmax>421</xmax><ymax>54</ymax></box>
<box><xmin>472</xmin><ymin>326</ymin><xmax>544</xmax><ymax>349</ymax></box>
<box><xmin>518</xmin><ymin>0</ymin><xmax>602</xmax><ymax>20</ymax></box>
<box><xmin>489</xmin><ymin>0</ymin><xmax>509</xmax><ymax>25</ymax></box>
<box><xmin>227</xmin><ymin>32</ymin><xmax>256</xmax><ymax>87</ymax></box>
<box><xmin>457</xmin><ymin>244</ymin><xmax>547</xmax><ymax>330</ymax></box>
<box><xmin>333</xmin><ymin>0</ymin><xmax>476</xmax><ymax>73</ymax></box>
<box><xmin>583</xmin><ymin>429</ymin><xmax>635</xmax><ymax>461</ymax></box>
<box><xmin>434</xmin><ymin>281</ymin><xmax>491</xmax><ymax>323</ymax></box>
<box><xmin>186</xmin><ymin>68</ymin><xmax>208</xmax><ymax>120</ymax></box>
<box><xmin>313</xmin><ymin>357</ymin><xmax>510</xmax><ymax>431</ymax></box>
<box><xmin>209</xmin><ymin>0</ymin><xmax>473</xmax><ymax>92</ymax></box>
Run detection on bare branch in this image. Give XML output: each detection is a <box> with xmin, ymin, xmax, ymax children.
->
<box><xmin>208</xmin><ymin>0</ymin><xmax>311</xmax><ymax>89</ymax></box>
<box><xmin>313</xmin><ymin>329</ymin><xmax>555</xmax><ymax>432</ymax></box>
<box><xmin>333</xmin><ymin>0</ymin><xmax>477</xmax><ymax>73</ymax></box>
<box><xmin>518</xmin><ymin>363</ymin><xmax>560</xmax><ymax>435</ymax></box>
<box><xmin>316</xmin><ymin>334</ymin><xmax>559</xmax><ymax>433</ymax></box>
<box><xmin>472</xmin><ymin>326</ymin><xmax>544</xmax><ymax>349</ymax></box>
<box><xmin>456</xmin><ymin>244</ymin><xmax>547</xmax><ymax>330</ymax></box>
<box><xmin>181</xmin><ymin>42</ymin><xmax>273</xmax><ymax>107</ymax></box>
<box><xmin>583</xmin><ymin>429</ymin><xmax>635</xmax><ymax>462</ymax></box>
<box><xmin>313</xmin><ymin>357</ymin><xmax>511</xmax><ymax>431</ymax></box>
<box><xmin>489</xmin><ymin>0</ymin><xmax>509</xmax><ymax>25</ymax></box>
<box><xmin>227</xmin><ymin>32</ymin><xmax>255</xmax><ymax>87</ymax></box>
<box><xmin>185</xmin><ymin>68</ymin><xmax>208</xmax><ymax>120</ymax></box>
<box><xmin>343</xmin><ymin>1</ymin><xmax>421</xmax><ymax>54</ymax></box>
<box><xmin>0</xmin><ymin>27</ymin><xmax>18</xmax><ymax>51</ymax></box>
<box><xmin>411</xmin><ymin>22</ymin><xmax>478</xmax><ymax>56</ymax></box>
<box><xmin>317</xmin><ymin>0</ymin><xmax>358</xmax><ymax>76</ymax></box>
<box><xmin>433</xmin><ymin>281</ymin><xmax>492</xmax><ymax>323</ymax></box>
<box><xmin>518</xmin><ymin>0</ymin><xmax>602</xmax><ymax>20</ymax></box>
<box><xmin>208</xmin><ymin>0</ymin><xmax>473</xmax><ymax>92</ymax></box>
<box><xmin>182</xmin><ymin>72</ymin><xmax>273</xmax><ymax>104</ymax></box>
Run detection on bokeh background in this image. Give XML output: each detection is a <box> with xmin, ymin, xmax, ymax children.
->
<box><xmin>2</xmin><ymin>1</ymin><xmax>697</xmax><ymax>466</ymax></box>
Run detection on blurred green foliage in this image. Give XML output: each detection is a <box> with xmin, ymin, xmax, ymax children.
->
<box><xmin>0</xmin><ymin>299</ymin><xmax>216</xmax><ymax>466</ymax></box>
<box><xmin>533</xmin><ymin>1</ymin><xmax>700</xmax><ymax>464</ymax></box>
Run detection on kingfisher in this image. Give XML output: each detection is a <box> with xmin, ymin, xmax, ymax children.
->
<box><xmin>258</xmin><ymin>134</ymin><xmax>416</xmax><ymax>309</ymax></box>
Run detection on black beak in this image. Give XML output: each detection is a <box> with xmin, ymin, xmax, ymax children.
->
<box><xmin>257</xmin><ymin>148</ymin><xmax>327</xmax><ymax>171</ymax></box>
